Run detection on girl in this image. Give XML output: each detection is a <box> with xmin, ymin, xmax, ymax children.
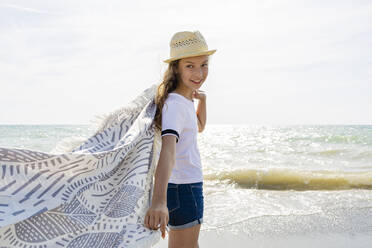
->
<box><xmin>144</xmin><ymin>30</ymin><xmax>216</xmax><ymax>248</ymax></box>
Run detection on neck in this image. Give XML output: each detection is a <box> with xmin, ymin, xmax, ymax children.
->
<box><xmin>173</xmin><ymin>83</ymin><xmax>194</xmax><ymax>101</ymax></box>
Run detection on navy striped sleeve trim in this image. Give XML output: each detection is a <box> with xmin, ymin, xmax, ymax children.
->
<box><xmin>161</xmin><ymin>129</ymin><xmax>179</xmax><ymax>143</ymax></box>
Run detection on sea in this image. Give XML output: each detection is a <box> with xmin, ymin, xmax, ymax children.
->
<box><xmin>1</xmin><ymin>124</ymin><xmax>372</xmax><ymax>246</ymax></box>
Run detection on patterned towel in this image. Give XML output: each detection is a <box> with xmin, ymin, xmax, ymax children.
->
<box><xmin>0</xmin><ymin>84</ymin><xmax>162</xmax><ymax>248</ymax></box>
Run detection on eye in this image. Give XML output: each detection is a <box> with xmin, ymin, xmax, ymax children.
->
<box><xmin>186</xmin><ymin>64</ymin><xmax>208</xmax><ymax>68</ymax></box>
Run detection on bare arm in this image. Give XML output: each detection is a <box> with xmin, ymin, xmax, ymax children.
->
<box><xmin>196</xmin><ymin>95</ymin><xmax>207</xmax><ymax>133</ymax></box>
<box><xmin>144</xmin><ymin>135</ymin><xmax>177</xmax><ymax>238</ymax></box>
<box><xmin>151</xmin><ymin>135</ymin><xmax>176</xmax><ymax>204</ymax></box>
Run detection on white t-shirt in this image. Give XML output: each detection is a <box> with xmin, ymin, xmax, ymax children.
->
<box><xmin>160</xmin><ymin>92</ymin><xmax>203</xmax><ymax>184</ymax></box>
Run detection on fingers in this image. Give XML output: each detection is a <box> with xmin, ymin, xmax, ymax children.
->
<box><xmin>144</xmin><ymin>209</ymin><xmax>168</xmax><ymax>236</ymax></box>
<box><xmin>150</xmin><ymin>215</ymin><xmax>162</xmax><ymax>230</ymax></box>
<box><xmin>153</xmin><ymin>215</ymin><xmax>160</xmax><ymax>230</ymax></box>
<box><xmin>157</xmin><ymin>215</ymin><xmax>162</xmax><ymax>229</ymax></box>
<box><xmin>160</xmin><ymin>216</ymin><xmax>167</xmax><ymax>239</ymax></box>
<box><xmin>145</xmin><ymin>211</ymin><xmax>157</xmax><ymax>230</ymax></box>
<box><xmin>149</xmin><ymin>214</ymin><xmax>155</xmax><ymax>229</ymax></box>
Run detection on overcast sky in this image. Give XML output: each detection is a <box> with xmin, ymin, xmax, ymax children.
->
<box><xmin>1</xmin><ymin>0</ymin><xmax>371</xmax><ymax>125</ymax></box>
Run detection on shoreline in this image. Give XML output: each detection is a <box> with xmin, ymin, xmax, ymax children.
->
<box><xmin>153</xmin><ymin>228</ymin><xmax>372</xmax><ymax>248</ymax></box>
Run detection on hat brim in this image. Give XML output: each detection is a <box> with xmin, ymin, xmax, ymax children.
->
<box><xmin>163</xmin><ymin>49</ymin><xmax>217</xmax><ymax>63</ymax></box>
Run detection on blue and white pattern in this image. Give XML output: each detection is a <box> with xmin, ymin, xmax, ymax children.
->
<box><xmin>0</xmin><ymin>85</ymin><xmax>162</xmax><ymax>247</ymax></box>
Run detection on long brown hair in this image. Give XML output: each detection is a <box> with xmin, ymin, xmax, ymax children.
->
<box><xmin>154</xmin><ymin>59</ymin><xmax>180</xmax><ymax>132</ymax></box>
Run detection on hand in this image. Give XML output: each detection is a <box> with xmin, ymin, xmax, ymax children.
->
<box><xmin>144</xmin><ymin>202</ymin><xmax>169</xmax><ymax>239</ymax></box>
<box><xmin>193</xmin><ymin>89</ymin><xmax>206</xmax><ymax>101</ymax></box>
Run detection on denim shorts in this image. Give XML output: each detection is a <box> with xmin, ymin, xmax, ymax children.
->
<box><xmin>167</xmin><ymin>181</ymin><xmax>204</xmax><ymax>230</ymax></box>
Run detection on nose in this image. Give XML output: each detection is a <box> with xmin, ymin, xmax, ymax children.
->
<box><xmin>194</xmin><ymin>68</ymin><xmax>203</xmax><ymax>79</ymax></box>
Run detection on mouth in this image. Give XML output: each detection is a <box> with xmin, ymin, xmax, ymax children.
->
<box><xmin>191</xmin><ymin>80</ymin><xmax>202</xmax><ymax>85</ymax></box>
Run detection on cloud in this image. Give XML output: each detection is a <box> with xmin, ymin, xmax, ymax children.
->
<box><xmin>1</xmin><ymin>0</ymin><xmax>371</xmax><ymax>124</ymax></box>
<box><xmin>0</xmin><ymin>3</ymin><xmax>51</xmax><ymax>14</ymax></box>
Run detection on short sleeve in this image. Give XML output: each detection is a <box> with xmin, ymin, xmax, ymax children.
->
<box><xmin>161</xmin><ymin>101</ymin><xmax>185</xmax><ymax>143</ymax></box>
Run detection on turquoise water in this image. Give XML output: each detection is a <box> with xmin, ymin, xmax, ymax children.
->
<box><xmin>1</xmin><ymin>124</ymin><xmax>372</xmax><ymax>238</ymax></box>
<box><xmin>0</xmin><ymin>124</ymin><xmax>94</xmax><ymax>152</ymax></box>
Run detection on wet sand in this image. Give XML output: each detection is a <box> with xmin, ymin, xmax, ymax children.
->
<box><xmin>152</xmin><ymin>229</ymin><xmax>372</xmax><ymax>248</ymax></box>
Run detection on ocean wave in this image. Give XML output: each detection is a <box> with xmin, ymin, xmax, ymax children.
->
<box><xmin>351</xmin><ymin>151</ymin><xmax>372</xmax><ymax>160</ymax></box>
<box><xmin>307</xmin><ymin>149</ymin><xmax>348</xmax><ymax>156</ymax></box>
<box><xmin>204</xmin><ymin>168</ymin><xmax>372</xmax><ymax>190</ymax></box>
<box><xmin>286</xmin><ymin>133</ymin><xmax>372</xmax><ymax>145</ymax></box>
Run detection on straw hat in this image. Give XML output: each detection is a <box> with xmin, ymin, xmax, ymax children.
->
<box><xmin>164</xmin><ymin>30</ymin><xmax>217</xmax><ymax>63</ymax></box>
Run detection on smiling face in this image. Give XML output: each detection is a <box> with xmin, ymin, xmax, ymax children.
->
<box><xmin>175</xmin><ymin>55</ymin><xmax>209</xmax><ymax>97</ymax></box>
